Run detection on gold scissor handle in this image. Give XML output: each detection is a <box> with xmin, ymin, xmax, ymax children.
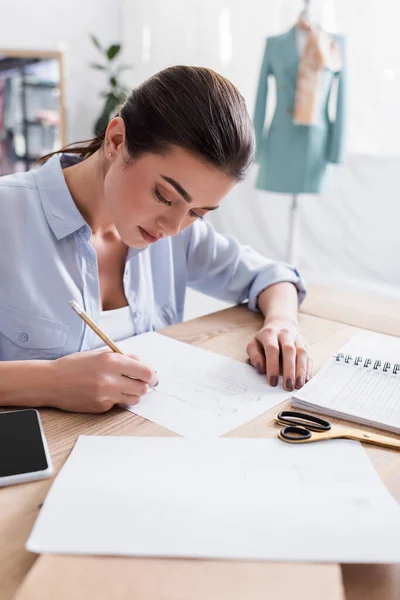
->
<box><xmin>335</xmin><ymin>426</ymin><xmax>400</xmax><ymax>451</ymax></box>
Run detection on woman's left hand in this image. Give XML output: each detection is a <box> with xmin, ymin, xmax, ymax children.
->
<box><xmin>246</xmin><ymin>316</ymin><xmax>313</xmax><ymax>391</ymax></box>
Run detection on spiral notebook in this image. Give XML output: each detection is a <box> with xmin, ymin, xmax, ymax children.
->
<box><xmin>292</xmin><ymin>330</ymin><xmax>400</xmax><ymax>434</ymax></box>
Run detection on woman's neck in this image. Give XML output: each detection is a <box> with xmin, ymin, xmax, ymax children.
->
<box><xmin>62</xmin><ymin>152</ymin><xmax>115</xmax><ymax>235</ymax></box>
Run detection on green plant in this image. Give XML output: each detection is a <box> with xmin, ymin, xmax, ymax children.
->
<box><xmin>89</xmin><ymin>34</ymin><xmax>132</xmax><ymax>136</ymax></box>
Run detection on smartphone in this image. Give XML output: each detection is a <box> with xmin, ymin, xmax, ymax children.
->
<box><xmin>0</xmin><ymin>409</ymin><xmax>53</xmax><ymax>487</ymax></box>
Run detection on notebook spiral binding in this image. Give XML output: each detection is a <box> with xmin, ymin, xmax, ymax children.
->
<box><xmin>334</xmin><ymin>353</ymin><xmax>400</xmax><ymax>375</ymax></box>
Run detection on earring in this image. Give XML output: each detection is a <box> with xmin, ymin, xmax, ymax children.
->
<box><xmin>106</xmin><ymin>139</ymin><xmax>109</xmax><ymax>144</ymax></box>
<box><xmin>109</xmin><ymin>153</ymin><xmax>113</xmax><ymax>156</ymax></box>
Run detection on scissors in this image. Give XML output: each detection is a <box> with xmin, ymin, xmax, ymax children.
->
<box><xmin>275</xmin><ymin>410</ymin><xmax>400</xmax><ymax>451</ymax></box>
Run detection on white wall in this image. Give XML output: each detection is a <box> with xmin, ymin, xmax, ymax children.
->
<box><xmin>120</xmin><ymin>0</ymin><xmax>301</xmax><ymax>112</ymax></box>
<box><xmin>0</xmin><ymin>0</ymin><xmax>122</xmax><ymax>142</ymax></box>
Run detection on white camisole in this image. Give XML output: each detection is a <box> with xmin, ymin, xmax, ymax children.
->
<box><xmin>92</xmin><ymin>305</ymin><xmax>136</xmax><ymax>349</ymax></box>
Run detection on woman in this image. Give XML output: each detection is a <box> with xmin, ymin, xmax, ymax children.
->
<box><xmin>0</xmin><ymin>66</ymin><xmax>311</xmax><ymax>413</ymax></box>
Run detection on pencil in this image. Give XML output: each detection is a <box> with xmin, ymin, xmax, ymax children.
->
<box><xmin>68</xmin><ymin>300</ymin><xmax>158</xmax><ymax>390</ymax></box>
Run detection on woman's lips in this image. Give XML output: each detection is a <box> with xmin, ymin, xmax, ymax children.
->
<box><xmin>139</xmin><ymin>226</ymin><xmax>160</xmax><ymax>243</ymax></box>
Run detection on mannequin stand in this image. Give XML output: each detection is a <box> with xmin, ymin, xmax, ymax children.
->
<box><xmin>287</xmin><ymin>194</ymin><xmax>300</xmax><ymax>265</ymax></box>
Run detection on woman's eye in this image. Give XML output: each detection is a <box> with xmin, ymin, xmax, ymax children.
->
<box><xmin>154</xmin><ymin>188</ymin><xmax>172</xmax><ymax>206</ymax></box>
<box><xmin>189</xmin><ymin>210</ymin><xmax>203</xmax><ymax>220</ymax></box>
<box><xmin>155</xmin><ymin>187</ymin><xmax>203</xmax><ymax>220</ymax></box>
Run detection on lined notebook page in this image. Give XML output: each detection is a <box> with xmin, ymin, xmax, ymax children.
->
<box><xmin>293</xmin><ymin>331</ymin><xmax>400</xmax><ymax>433</ymax></box>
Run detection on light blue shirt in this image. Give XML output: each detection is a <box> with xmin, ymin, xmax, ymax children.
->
<box><xmin>0</xmin><ymin>155</ymin><xmax>306</xmax><ymax>361</ymax></box>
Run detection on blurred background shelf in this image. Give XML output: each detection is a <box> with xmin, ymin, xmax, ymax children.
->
<box><xmin>0</xmin><ymin>50</ymin><xmax>66</xmax><ymax>175</ymax></box>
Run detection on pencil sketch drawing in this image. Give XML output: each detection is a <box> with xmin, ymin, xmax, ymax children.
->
<box><xmin>152</xmin><ymin>369</ymin><xmax>262</xmax><ymax>417</ymax></box>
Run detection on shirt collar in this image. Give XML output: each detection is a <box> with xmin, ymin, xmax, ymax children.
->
<box><xmin>33</xmin><ymin>155</ymin><xmax>87</xmax><ymax>240</ymax></box>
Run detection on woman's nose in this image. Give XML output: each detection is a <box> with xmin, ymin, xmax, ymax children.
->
<box><xmin>159</xmin><ymin>211</ymin><xmax>184</xmax><ymax>237</ymax></box>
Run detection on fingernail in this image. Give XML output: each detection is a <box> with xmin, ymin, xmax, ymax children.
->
<box><xmin>151</xmin><ymin>371</ymin><xmax>159</xmax><ymax>388</ymax></box>
<box><xmin>296</xmin><ymin>376</ymin><xmax>304</xmax><ymax>389</ymax></box>
<box><xmin>270</xmin><ymin>375</ymin><xmax>278</xmax><ymax>387</ymax></box>
<box><xmin>286</xmin><ymin>378</ymin><xmax>294</xmax><ymax>391</ymax></box>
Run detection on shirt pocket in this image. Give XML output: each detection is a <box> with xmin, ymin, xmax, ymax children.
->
<box><xmin>0</xmin><ymin>303</ymin><xmax>69</xmax><ymax>361</ymax></box>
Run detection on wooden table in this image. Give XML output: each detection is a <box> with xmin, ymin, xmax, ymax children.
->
<box><xmin>301</xmin><ymin>283</ymin><xmax>400</xmax><ymax>337</ymax></box>
<box><xmin>1</xmin><ymin>287</ymin><xmax>399</xmax><ymax>600</ymax></box>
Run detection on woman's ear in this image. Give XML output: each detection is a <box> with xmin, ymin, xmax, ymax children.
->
<box><xmin>104</xmin><ymin>117</ymin><xmax>126</xmax><ymax>158</ymax></box>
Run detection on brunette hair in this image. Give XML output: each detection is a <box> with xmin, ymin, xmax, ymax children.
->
<box><xmin>39</xmin><ymin>65</ymin><xmax>254</xmax><ymax>181</ymax></box>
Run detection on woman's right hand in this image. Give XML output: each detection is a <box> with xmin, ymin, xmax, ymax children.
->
<box><xmin>51</xmin><ymin>350</ymin><xmax>158</xmax><ymax>413</ymax></box>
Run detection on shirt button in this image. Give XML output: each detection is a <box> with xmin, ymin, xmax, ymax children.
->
<box><xmin>19</xmin><ymin>332</ymin><xmax>29</xmax><ymax>343</ymax></box>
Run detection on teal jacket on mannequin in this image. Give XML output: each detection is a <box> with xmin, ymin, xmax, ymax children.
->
<box><xmin>253</xmin><ymin>27</ymin><xmax>346</xmax><ymax>195</ymax></box>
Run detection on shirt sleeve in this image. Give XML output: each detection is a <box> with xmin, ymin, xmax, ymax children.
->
<box><xmin>186</xmin><ymin>219</ymin><xmax>306</xmax><ymax>311</ymax></box>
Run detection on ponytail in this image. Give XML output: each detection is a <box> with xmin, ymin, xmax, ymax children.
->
<box><xmin>36</xmin><ymin>129</ymin><xmax>106</xmax><ymax>164</ymax></box>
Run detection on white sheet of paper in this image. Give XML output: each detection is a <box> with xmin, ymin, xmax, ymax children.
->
<box><xmin>116</xmin><ymin>332</ymin><xmax>291</xmax><ymax>438</ymax></box>
<box><xmin>27</xmin><ymin>436</ymin><xmax>400</xmax><ymax>563</ymax></box>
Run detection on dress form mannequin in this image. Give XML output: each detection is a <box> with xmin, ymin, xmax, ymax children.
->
<box><xmin>288</xmin><ymin>0</ymin><xmax>326</xmax><ymax>264</ymax></box>
<box><xmin>253</xmin><ymin>0</ymin><xmax>345</xmax><ymax>265</ymax></box>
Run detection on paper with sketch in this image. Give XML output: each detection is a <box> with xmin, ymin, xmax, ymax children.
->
<box><xmin>116</xmin><ymin>332</ymin><xmax>291</xmax><ymax>437</ymax></box>
<box><xmin>27</xmin><ymin>436</ymin><xmax>400</xmax><ymax>563</ymax></box>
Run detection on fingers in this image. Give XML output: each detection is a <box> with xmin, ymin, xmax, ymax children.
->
<box><xmin>249</xmin><ymin>328</ymin><xmax>312</xmax><ymax>392</ymax></box>
<box><xmin>120</xmin><ymin>376</ymin><xmax>149</xmax><ymax>397</ymax></box>
<box><xmin>150</xmin><ymin>370</ymin><xmax>159</xmax><ymax>388</ymax></box>
<box><xmin>117</xmin><ymin>354</ymin><xmax>158</xmax><ymax>387</ymax></box>
<box><xmin>93</xmin><ymin>368</ymin><xmax>148</xmax><ymax>411</ymax></box>
<box><xmin>246</xmin><ymin>338</ymin><xmax>266</xmax><ymax>374</ymax></box>
<box><xmin>279</xmin><ymin>332</ymin><xmax>296</xmax><ymax>391</ymax></box>
<box><xmin>294</xmin><ymin>340</ymin><xmax>308</xmax><ymax>389</ymax></box>
<box><xmin>119</xmin><ymin>355</ymin><xmax>155</xmax><ymax>406</ymax></box>
<box><xmin>264</xmin><ymin>339</ymin><xmax>280</xmax><ymax>387</ymax></box>
<box><xmin>306</xmin><ymin>356</ymin><xmax>313</xmax><ymax>382</ymax></box>
<box><xmin>120</xmin><ymin>394</ymin><xmax>141</xmax><ymax>406</ymax></box>
<box><xmin>247</xmin><ymin>332</ymin><xmax>280</xmax><ymax>387</ymax></box>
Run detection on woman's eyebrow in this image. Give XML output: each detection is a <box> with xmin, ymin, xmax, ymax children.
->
<box><xmin>161</xmin><ymin>175</ymin><xmax>192</xmax><ymax>202</ymax></box>
<box><xmin>160</xmin><ymin>175</ymin><xmax>219</xmax><ymax>211</ymax></box>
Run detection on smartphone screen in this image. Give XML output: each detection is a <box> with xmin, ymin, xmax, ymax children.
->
<box><xmin>0</xmin><ymin>409</ymin><xmax>49</xmax><ymax>478</ymax></box>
